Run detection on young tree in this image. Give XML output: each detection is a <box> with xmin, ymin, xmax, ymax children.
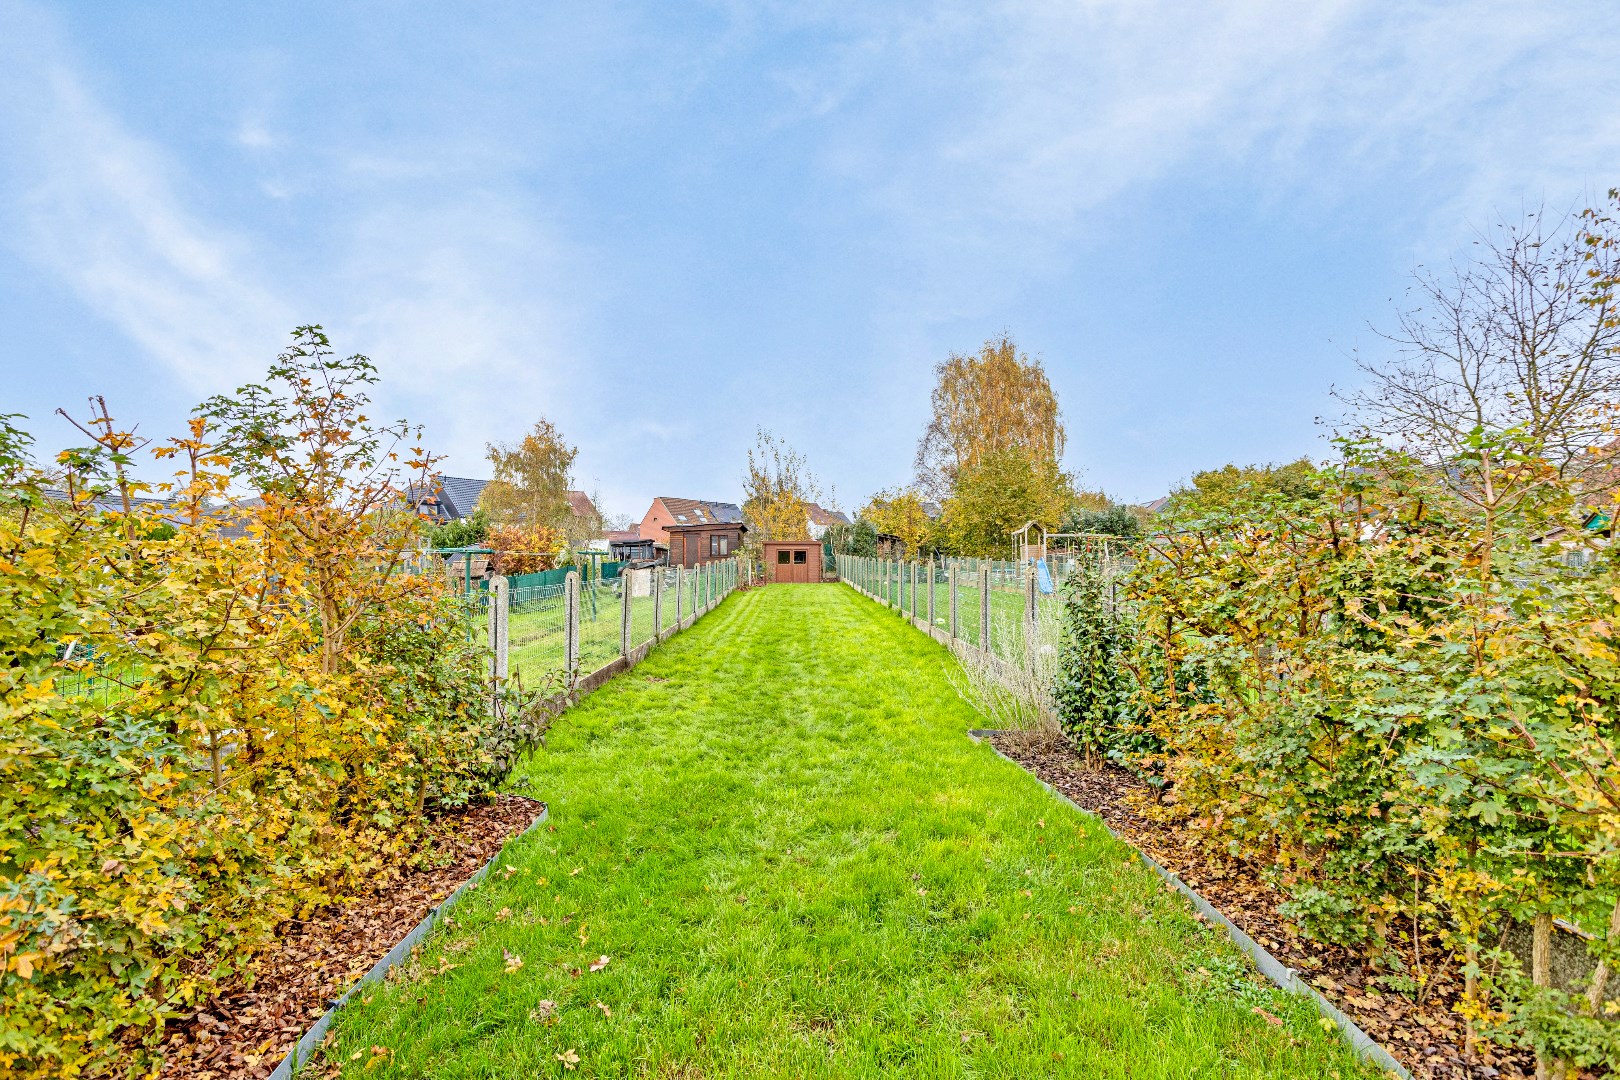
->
<box><xmin>742</xmin><ymin>428</ymin><xmax>819</xmax><ymax>543</ymax></box>
<box><xmin>914</xmin><ymin>334</ymin><xmax>1066</xmax><ymax>501</ymax></box>
<box><xmin>200</xmin><ymin>326</ymin><xmax>437</xmax><ymax>676</ymax></box>
<box><xmin>859</xmin><ymin>487</ymin><xmax>935</xmax><ymax>555</ymax></box>
<box><xmin>1163</xmin><ymin>459</ymin><xmax>1318</xmax><ymax>516</ymax></box>
<box><xmin>480</xmin><ymin>418</ymin><xmax>579</xmax><ymax>532</ymax></box>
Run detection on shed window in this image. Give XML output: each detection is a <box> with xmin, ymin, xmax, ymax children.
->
<box><xmin>777</xmin><ymin>550</ymin><xmax>791</xmax><ymax>564</ymax></box>
<box><xmin>710</xmin><ymin>535</ymin><xmax>718</xmax><ymax>557</ymax></box>
<box><xmin>793</xmin><ymin>550</ymin><xmax>807</xmax><ymax>564</ymax></box>
<box><xmin>719</xmin><ymin>537</ymin><xmax>729</xmax><ymax>555</ymax></box>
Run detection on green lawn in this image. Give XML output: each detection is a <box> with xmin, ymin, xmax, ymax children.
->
<box><xmin>325</xmin><ymin>586</ymin><xmax>1374</xmax><ymax>1079</ymax></box>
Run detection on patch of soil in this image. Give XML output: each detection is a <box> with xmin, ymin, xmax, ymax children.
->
<box><xmin>988</xmin><ymin>733</ymin><xmax>1539</xmax><ymax>1080</ymax></box>
<box><xmin>154</xmin><ymin>793</ymin><xmax>547</xmax><ymax>1080</ymax></box>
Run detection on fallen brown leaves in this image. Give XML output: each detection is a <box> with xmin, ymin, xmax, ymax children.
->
<box><xmin>153</xmin><ymin>794</ymin><xmax>546</xmax><ymax>1080</ymax></box>
<box><xmin>989</xmin><ymin>735</ymin><xmax>1536</xmax><ymax>1080</ymax></box>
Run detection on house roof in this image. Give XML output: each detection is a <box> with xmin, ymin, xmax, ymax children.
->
<box><xmin>566</xmin><ymin>490</ymin><xmax>597</xmax><ymax>519</ymax></box>
<box><xmin>664</xmin><ymin>520</ymin><xmax>748</xmax><ymax>533</ymax></box>
<box><xmin>658</xmin><ymin>497</ymin><xmax>745</xmax><ymax>526</ymax></box>
<box><xmin>411</xmin><ymin>475</ymin><xmax>489</xmax><ymax>521</ymax></box>
<box><xmin>605</xmin><ymin>530</ymin><xmax>646</xmax><ymax>544</ymax></box>
<box><xmin>42</xmin><ymin>487</ymin><xmax>187</xmax><ymax>516</ymax></box>
<box><xmin>1141</xmin><ymin>495</ymin><xmax>1171</xmax><ymax>514</ymax></box>
<box><xmin>805</xmin><ymin>503</ymin><xmax>850</xmax><ymax>527</ymax></box>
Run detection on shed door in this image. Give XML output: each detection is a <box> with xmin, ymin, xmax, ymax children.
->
<box><xmin>791</xmin><ymin>548</ymin><xmax>808</xmax><ymax>583</ymax></box>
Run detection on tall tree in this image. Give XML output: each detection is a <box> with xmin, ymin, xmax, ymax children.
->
<box><xmin>938</xmin><ymin>448</ymin><xmax>1074</xmax><ymax>557</ymax></box>
<box><xmin>914</xmin><ymin>334</ymin><xmax>1066</xmax><ymax>501</ymax></box>
<box><xmin>480</xmin><ymin>418</ymin><xmax>578</xmax><ymax>532</ymax></box>
<box><xmin>742</xmin><ymin>428</ymin><xmax>818</xmax><ymax>544</ymax></box>
<box><xmin>1338</xmin><ymin>195</ymin><xmax>1620</xmax><ymax>486</ymax></box>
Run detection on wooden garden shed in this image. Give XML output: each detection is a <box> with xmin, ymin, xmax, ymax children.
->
<box><xmin>763</xmin><ymin>541</ymin><xmax>823</xmax><ymax>583</ymax></box>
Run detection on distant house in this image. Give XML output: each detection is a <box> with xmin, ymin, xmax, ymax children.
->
<box><xmin>410</xmin><ymin>475</ymin><xmax>489</xmax><ymax>523</ymax></box>
<box><xmin>411</xmin><ymin>474</ymin><xmax>600</xmax><ymax>530</ymax></box>
<box><xmin>638</xmin><ymin>497</ymin><xmax>747</xmax><ymax>568</ymax></box>
<box><xmin>805</xmin><ymin>503</ymin><xmax>850</xmax><ymax>540</ymax></box>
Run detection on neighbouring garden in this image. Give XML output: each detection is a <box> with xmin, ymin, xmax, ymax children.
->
<box><xmin>318</xmin><ymin>586</ymin><xmax>1374</xmax><ymax>1078</ymax></box>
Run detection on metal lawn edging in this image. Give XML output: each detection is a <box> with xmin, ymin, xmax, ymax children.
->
<box><xmin>966</xmin><ymin>730</ymin><xmax>1413</xmax><ymax>1080</ymax></box>
<box><xmin>268</xmin><ymin>804</ymin><xmax>550</xmax><ymax>1079</ymax></box>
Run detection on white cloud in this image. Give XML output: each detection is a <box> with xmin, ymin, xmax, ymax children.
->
<box><xmin>0</xmin><ymin>0</ymin><xmax>585</xmax><ymax>487</ymax></box>
<box><xmin>799</xmin><ymin>0</ymin><xmax>1619</xmax><ymax>241</ymax></box>
<box><xmin>0</xmin><ymin>1</ymin><xmax>294</xmax><ymax>390</ymax></box>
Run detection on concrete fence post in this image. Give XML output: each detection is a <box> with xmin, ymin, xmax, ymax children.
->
<box><xmin>926</xmin><ymin>557</ymin><xmax>936</xmax><ymax>630</ymax></box>
<box><xmin>949</xmin><ymin>569</ymin><xmax>960</xmax><ymax>641</ymax></box>
<box><xmin>620</xmin><ymin>570</ymin><xmax>633</xmax><ymax>656</ymax></box>
<box><xmin>979</xmin><ymin>566</ymin><xmax>992</xmax><ymax>652</ymax></box>
<box><xmin>488</xmin><ymin>574</ymin><xmax>509</xmax><ymax>683</ymax></box>
<box><xmin>653</xmin><ymin>567</ymin><xmax>663</xmax><ymax>639</ymax></box>
<box><xmin>675</xmin><ymin>566</ymin><xmax>684</xmax><ymax>627</ymax></box>
<box><xmin>1025</xmin><ymin>558</ymin><xmax>1038</xmax><ymax>626</ymax></box>
<box><xmin>564</xmin><ymin>570</ymin><xmax>580</xmax><ymax>684</ymax></box>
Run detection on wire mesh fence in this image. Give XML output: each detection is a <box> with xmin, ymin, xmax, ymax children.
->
<box><xmin>489</xmin><ymin>557</ymin><xmax>740</xmax><ymax>689</ymax></box>
<box><xmin>833</xmin><ymin>553</ymin><xmax>1066</xmax><ymax>664</ymax></box>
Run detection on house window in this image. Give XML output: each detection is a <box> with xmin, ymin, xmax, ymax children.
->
<box><xmin>793</xmin><ymin>550</ymin><xmax>807</xmax><ymax>564</ymax></box>
<box><xmin>777</xmin><ymin>550</ymin><xmax>791</xmax><ymax>564</ymax></box>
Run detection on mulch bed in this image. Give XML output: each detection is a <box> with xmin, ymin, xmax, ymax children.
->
<box><xmin>153</xmin><ymin>794</ymin><xmax>547</xmax><ymax>1080</ymax></box>
<box><xmin>988</xmin><ymin>733</ymin><xmax>1541</xmax><ymax>1080</ymax></box>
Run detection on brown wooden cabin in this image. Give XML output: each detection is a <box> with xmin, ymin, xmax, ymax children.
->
<box><xmin>763</xmin><ymin>540</ymin><xmax>823</xmax><ymax>583</ymax></box>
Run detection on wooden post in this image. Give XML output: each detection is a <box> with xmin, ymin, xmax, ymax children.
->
<box><xmin>564</xmin><ymin>570</ymin><xmax>580</xmax><ymax>684</ymax></box>
<box><xmin>979</xmin><ymin>565</ymin><xmax>991</xmax><ymax>651</ymax></box>
<box><xmin>620</xmin><ymin>569</ymin><xmax>633</xmax><ymax>656</ymax></box>
<box><xmin>653</xmin><ymin>566</ymin><xmax>663</xmax><ymax>639</ymax></box>
<box><xmin>488</xmin><ymin>574</ymin><xmax>509</xmax><ymax>683</ymax></box>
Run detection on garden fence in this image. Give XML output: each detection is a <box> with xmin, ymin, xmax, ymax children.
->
<box><xmin>487</xmin><ymin>557</ymin><xmax>743</xmax><ymax>693</ymax></box>
<box><xmin>833</xmin><ymin>552</ymin><xmax>1059</xmax><ymax>664</ymax></box>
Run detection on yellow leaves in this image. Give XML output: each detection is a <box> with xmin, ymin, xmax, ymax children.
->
<box><xmin>503</xmin><ymin>949</ymin><xmax>523</xmax><ymax>973</ymax></box>
<box><xmin>556</xmin><ymin>1048</ymin><xmax>581</xmax><ymax>1069</ymax></box>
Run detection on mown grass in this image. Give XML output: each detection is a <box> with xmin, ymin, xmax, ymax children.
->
<box><xmin>325</xmin><ymin>586</ymin><xmax>1376</xmax><ymax>1079</ymax></box>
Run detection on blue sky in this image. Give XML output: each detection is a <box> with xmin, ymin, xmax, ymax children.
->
<box><xmin>3</xmin><ymin>2</ymin><xmax>1617</xmax><ymax>519</ymax></box>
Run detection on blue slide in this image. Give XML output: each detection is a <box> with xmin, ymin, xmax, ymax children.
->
<box><xmin>1034</xmin><ymin>557</ymin><xmax>1055</xmax><ymax>594</ymax></box>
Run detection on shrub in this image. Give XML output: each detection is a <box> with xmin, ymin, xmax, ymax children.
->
<box><xmin>1098</xmin><ymin>439</ymin><xmax>1620</xmax><ymax>1070</ymax></box>
<box><xmin>487</xmin><ymin>522</ymin><xmax>564</xmax><ymax>576</ymax></box>
<box><xmin>1</xmin><ymin>332</ymin><xmax>551</xmax><ymax>1078</ymax></box>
